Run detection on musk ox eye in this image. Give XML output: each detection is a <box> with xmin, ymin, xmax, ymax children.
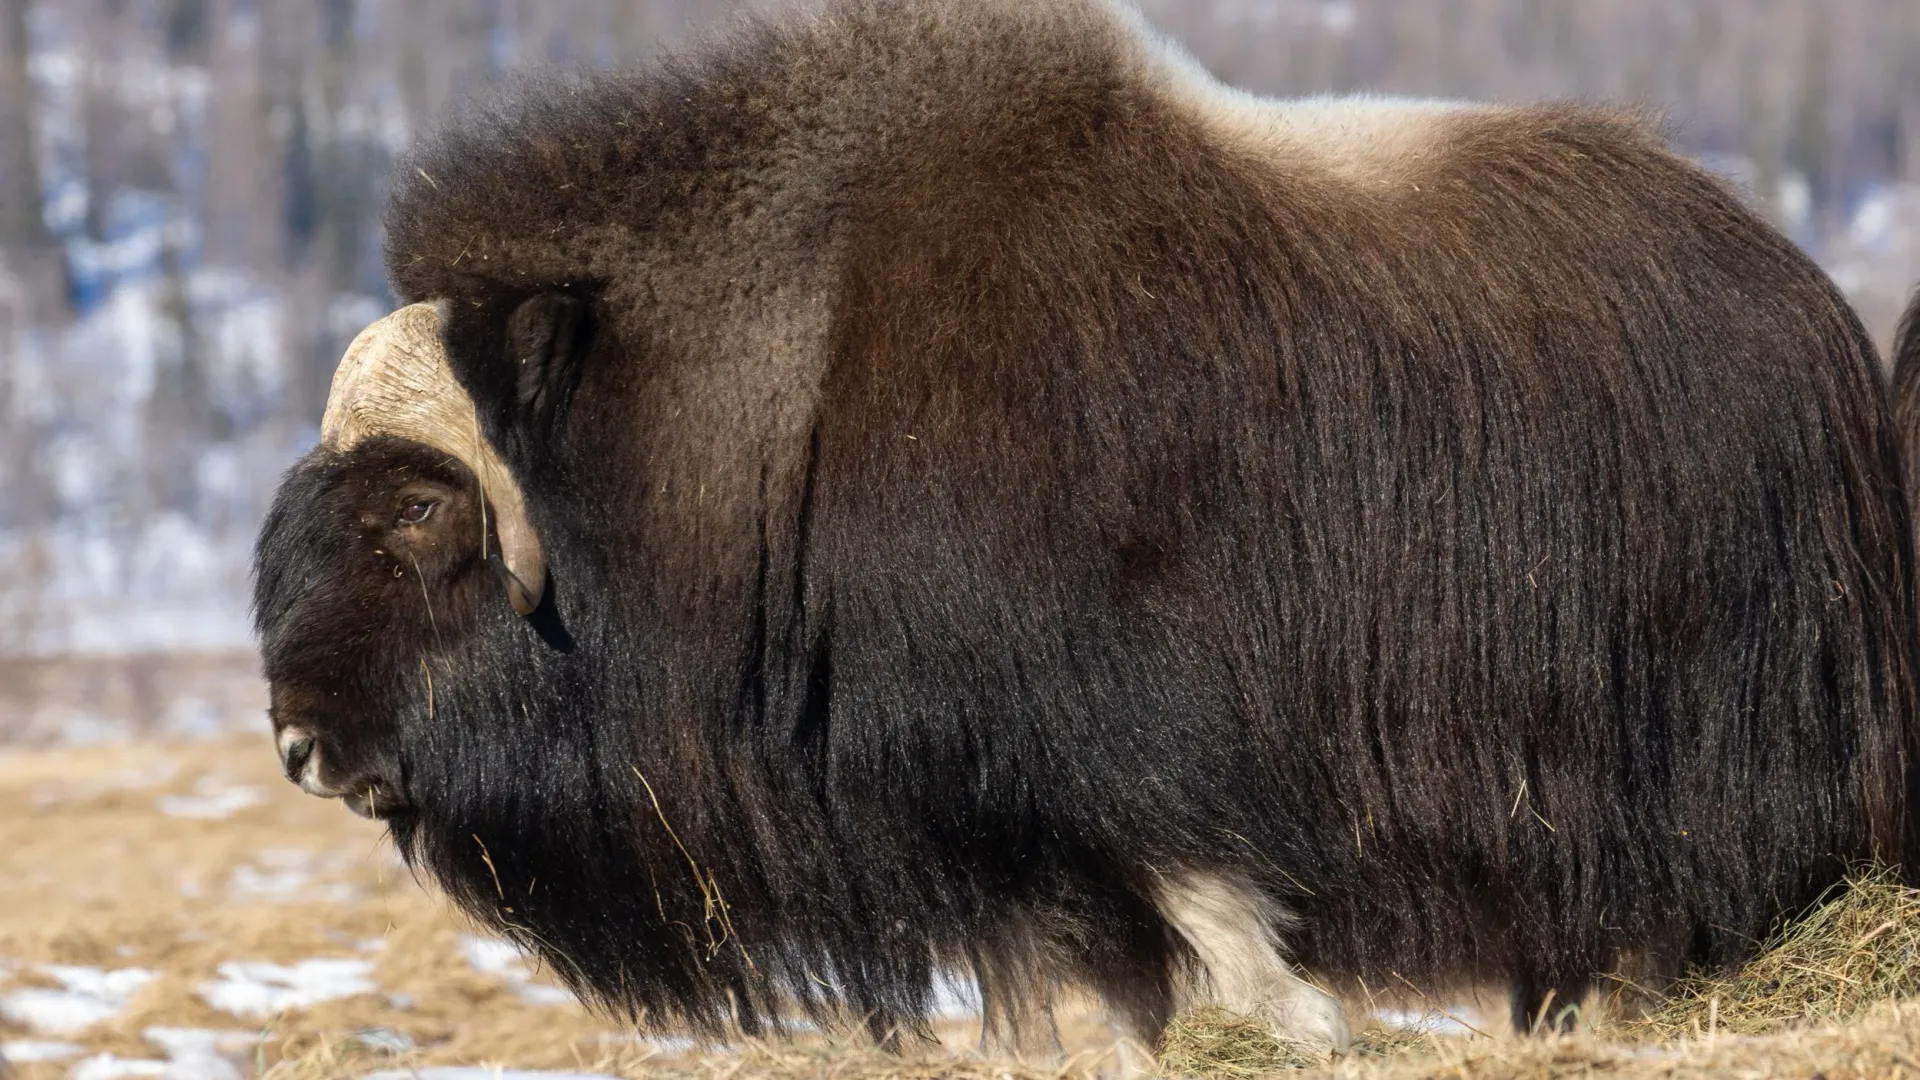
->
<box><xmin>398</xmin><ymin>500</ymin><xmax>438</xmax><ymax>526</ymax></box>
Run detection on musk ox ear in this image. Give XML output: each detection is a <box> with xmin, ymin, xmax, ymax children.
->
<box><xmin>321</xmin><ymin>303</ymin><xmax>548</xmax><ymax>617</ymax></box>
<box><xmin>507</xmin><ymin>293</ymin><xmax>591</xmax><ymax>440</ymax></box>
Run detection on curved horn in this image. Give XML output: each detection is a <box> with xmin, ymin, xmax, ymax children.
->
<box><xmin>321</xmin><ymin>302</ymin><xmax>548</xmax><ymax>617</ymax></box>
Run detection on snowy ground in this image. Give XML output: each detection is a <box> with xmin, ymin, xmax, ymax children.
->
<box><xmin>0</xmin><ymin>737</ymin><xmax>720</xmax><ymax>1079</ymax></box>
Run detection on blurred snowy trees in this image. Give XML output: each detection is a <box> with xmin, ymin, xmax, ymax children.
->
<box><xmin>0</xmin><ymin>0</ymin><xmax>1917</xmax><ymax>656</ymax></box>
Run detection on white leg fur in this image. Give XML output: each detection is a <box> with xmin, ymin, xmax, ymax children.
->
<box><xmin>1101</xmin><ymin>1018</ymin><xmax>1162</xmax><ymax>1080</ymax></box>
<box><xmin>1151</xmin><ymin>873</ymin><xmax>1352</xmax><ymax>1051</ymax></box>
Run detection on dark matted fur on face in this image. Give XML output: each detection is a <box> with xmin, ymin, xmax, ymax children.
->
<box><xmin>253</xmin><ymin>0</ymin><xmax>1920</xmax><ymax>1051</ymax></box>
<box><xmin>255</xmin><ymin>440</ymin><xmax>508</xmax><ymax>816</ymax></box>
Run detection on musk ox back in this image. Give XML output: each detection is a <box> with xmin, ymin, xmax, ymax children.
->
<box><xmin>251</xmin><ymin>0</ymin><xmax>1919</xmax><ymax>1054</ymax></box>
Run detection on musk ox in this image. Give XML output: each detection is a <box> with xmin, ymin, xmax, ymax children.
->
<box><xmin>252</xmin><ymin>0</ymin><xmax>1920</xmax><ymax>1055</ymax></box>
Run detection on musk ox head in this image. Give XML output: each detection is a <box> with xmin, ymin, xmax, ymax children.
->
<box><xmin>253</xmin><ymin>303</ymin><xmax>555</xmax><ymax>818</ymax></box>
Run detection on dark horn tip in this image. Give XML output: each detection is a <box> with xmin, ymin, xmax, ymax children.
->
<box><xmin>505</xmin><ymin>571</ymin><xmax>543</xmax><ymax>617</ymax></box>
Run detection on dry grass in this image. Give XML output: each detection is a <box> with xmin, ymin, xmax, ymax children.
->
<box><xmin>1307</xmin><ymin>1005</ymin><xmax>1920</xmax><ymax>1080</ymax></box>
<box><xmin>1157</xmin><ymin>1006</ymin><xmax>1337</xmax><ymax>1075</ymax></box>
<box><xmin>253</xmin><ymin>1007</ymin><xmax>1920</xmax><ymax>1080</ymax></box>
<box><xmin>1157</xmin><ymin>1007</ymin><xmax>1446</xmax><ymax>1077</ymax></box>
<box><xmin>260</xmin><ymin>1041</ymin><xmax>1118</xmax><ymax>1080</ymax></box>
<box><xmin>1623</xmin><ymin>866</ymin><xmax>1920</xmax><ymax>1039</ymax></box>
<box><xmin>4</xmin><ymin>736</ymin><xmax>1920</xmax><ymax>1079</ymax></box>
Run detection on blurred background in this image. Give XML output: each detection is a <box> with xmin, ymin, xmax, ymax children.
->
<box><xmin>1</xmin><ymin>0</ymin><xmax>1918</xmax><ymax>739</ymax></box>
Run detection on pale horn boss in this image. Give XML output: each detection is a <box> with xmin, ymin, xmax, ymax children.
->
<box><xmin>318</xmin><ymin>301</ymin><xmax>546</xmax><ymax>617</ymax></box>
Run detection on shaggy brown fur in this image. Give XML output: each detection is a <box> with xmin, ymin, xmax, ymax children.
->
<box><xmin>1895</xmin><ymin>285</ymin><xmax>1920</xmax><ymax>514</ymax></box>
<box><xmin>255</xmin><ymin>0</ymin><xmax>1919</xmax><ymax>1052</ymax></box>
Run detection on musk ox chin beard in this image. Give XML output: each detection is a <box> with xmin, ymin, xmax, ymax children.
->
<box><xmin>375</xmin><ymin>661</ymin><xmax>1209</xmax><ymax>1045</ymax></box>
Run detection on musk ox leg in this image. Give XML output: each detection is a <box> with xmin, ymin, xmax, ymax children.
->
<box><xmin>976</xmin><ymin>992</ymin><xmax>1065</xmax><ymax>1065</ymax></box>
<box><xmin>1150</xmin><ymin>873</ymin><xmax>1351</xmax><ymax>1052</ymax></box>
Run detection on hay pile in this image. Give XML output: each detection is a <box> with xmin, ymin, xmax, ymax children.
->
<box><xmin>1157</xmin><ymin>1007</ymin><xmax>1335</xmax><ymax>1075</ymax></box>
<box><xmin>1630</xmin><ymin>865</ymin><xmax>1920</xmax><ymax>1038</ymax></box>
<box><xmin>1157</xmin><ymin>1007</ymin><xmax>1439</xmax><ymax>1076</ymax></box>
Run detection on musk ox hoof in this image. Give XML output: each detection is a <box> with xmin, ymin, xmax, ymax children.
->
<box><xmin>1248</xmin><ymin>984</ymin><xmax>1352</xmax><ymax>1052</ymax></box>
<box><xmin>1103</xmin><ymin>1034</ymin><xmax>1160</xmax><ymax>1079</ymax></box>
<box><xmin>1152</xmin><ymin>871</ymin><xmax>1352</xmax><ymax>1053</ymax></box>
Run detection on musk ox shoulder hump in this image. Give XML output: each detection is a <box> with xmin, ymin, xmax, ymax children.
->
<box><xmin>1095</xmin><ymin>0</ymin><xmax>1488</xmax><ymax>183</ymax></box>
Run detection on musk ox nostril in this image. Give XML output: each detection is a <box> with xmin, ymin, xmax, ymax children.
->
<box><xmin>281</xmin><ymin>734</ymin><xmax>316</xmax><ymax>784</ymax></box>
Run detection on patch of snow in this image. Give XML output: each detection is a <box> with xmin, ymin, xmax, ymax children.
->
<box><xmin>0</xmin><ymin>965</ymin><xmax>156</xmax><ymax>1035</ymax></box>
<box><xmin>597</xmin><ymin>1032</ymin><xmax>701</xmax><ymax>1056</ymax></box>
<box><xmin>1</xmin><ymin>1039</ymin><xmax>85</xmax><ymax>1062</ymax></box>
<box><xmin>459</xmin><ymin>937</ymin><xmax>529</xmax><ymax>981</ymax></box>
<box><xmin>513</xmin><ymin>984</ymin><xmax>578</xmax><ymax>1007</ymax></box>
<box><xmin>142</xmin><ymin>1026</ymin><xmax>259</xmax><ymax>1059</ymax></box>
<box><xmin>68</xmin><ymin>1055</ymin><xmax>170</xmax><ymax>1080</ymax></box>
<box><xmin>1374</xmin><ymin>1005</ymin><xmax>1483</xmax><ymax>1035</ymax></box>
<box><xmin>457</xmin><ymin>937</ymin><xmax>577</xmax><ymax>1008</ymax></box>
<box><xmin>642</xmin><ymin>1035</ymin><xmax>698</xmax><ymax>1056</ymax></box>
<box><xmin>224</xmin><ymin>851</ymin><xmax>367</xmax><ymax>904</ymax></box>
<box><xmin>140</xmin><ymin>1026</ymin><xmax>255</xmax><ymax>1080</ymax></box>
<box><xmin>226</xmin><ymin>866</ymin><xmax>359</xmax><ymax>904</ymax></box>
<box><xmin>228</xmin><ymin>864</ymin><xmax>310</xmax><ymax>898</ymax></box>
<box><xmin>930</xmin><ymin>970</ymin><xmax>980</xmax><ymax>1020</ymax></box>
<box><xmin>351</xmin><ymin>1027</ymin><xmax>415</xmax><ymax>1054</ymax></box>
<box><xmin>53</xmin><ymin>1027</ymin><xmax>255</xmax><ymax>1078</ymax></box>
<box><xmin>157</xmin><ymin>777</ymin><xmax>263</xmax><ymax>820</ymax></box>
<box><xmin>196</xmin><ymin>959</ymin><xmax>376</xmax><ymax>1018</ymax></box>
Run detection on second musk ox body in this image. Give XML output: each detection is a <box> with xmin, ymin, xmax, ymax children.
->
<box><xmin>252</xmin><ymin>0</ymin><xmax>1920</xmax><ymax>1053</ymax></box>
